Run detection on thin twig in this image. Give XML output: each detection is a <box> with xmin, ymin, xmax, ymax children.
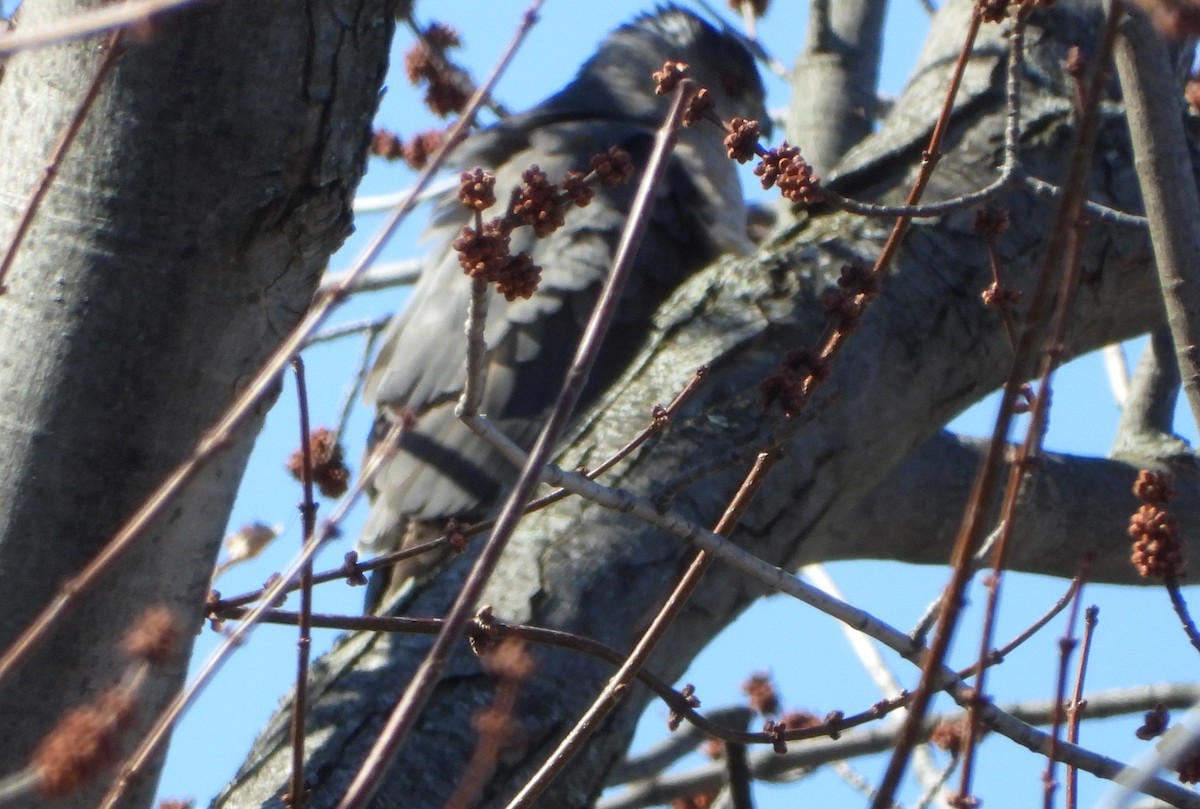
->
<box><xmin>1065</xmin><ymin>605</ymin><xmax>1100</xmax><ymax>809</ymax></box>
<box><xmin>654</xmin><ymin>397</ymin><xmax>831</xmax><ymax>511</ymax></box>
<box><xmin>802</xmin><ymin>564</ymin><xmax>940</xmax><ymax>787</ymax></box>
<box><xmin>1041</xmin><ymin>569</ymin><xmax>1087</xmax><ymax>809</ymax></box>
<box><xmin>1165</xmin><ymin>578</ymin><xmax>1200</xmax><ymax>655</ymax></box>
<box><xmin>460</xmin><ymin>275</ymin><xmax>490</xmax><ymax>417</ymax></box>
<box><xmin>823</xmin><ymin>175</ymin><xmax>1013</xmax><ymax>219</ymax></box>
<box><xmin>315</xmin><ymin>261</ymin><xmax>422</xmax><ymax>297</ymax></box>
<box><xmin>304</xmin><ymin>315</ymin><xmax>391</xmax><ymax>348</ymax></box>
<box><xmin>1021</xmin><ymin>175</ymin><xmax>1147</xmax><ymax>228</ymax></box>
<box><xmin>608</xmin><ymin>707</ymin><xmax>755</xmax><ymax>785</ymax></box>
<box><xmin>212</xmin><ymin>604</ymin><xmax>771</xmax><ymax>744</ymax></box>
<box><xmin>287</xmin><ymin>358</ymin><xmax>318</xmax><ymax>809</ymax></box>
<box><xmin>829</xmin><ymin>167</ymin><xmax>1147</xmax><ymax>224</ymax></box>
<box><xmin>333</xmin><ymin>328</ymin><xmax>385</xmax><ymax>444</ymax></box>
<box><xmin>461</xmin><ymin>412</ymin><xmax>929</xmax><ymax>651</ymax></box>
<box><xmin>966</xmin><ymin>568</ymin><xmax>1086</xmax><ymax>679</ymax></box>
<box><xmin>914</xmin><ymin>757</ymin><xmax>959</xmax><ymax>809</ymax></box>
<box><xmin>210</xmin><ymin>491</ymin><xmax>1081</xmax><ymax>747</ymax></box>
<box><xmin>583</xmin><ymin>367</ymin><xmax>708</xmax><ymax>479</ymax></box>
<box><xmin>212</xmin><ymin>566</ymin><xmax>1085</xmax><ymax>756</ymax></box>
<box><xmin>982</xmin><ymin>226</ymin><xmax>1020</xmax><ymax>351</ymax></box>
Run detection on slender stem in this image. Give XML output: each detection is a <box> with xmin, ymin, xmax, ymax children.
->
<box><xmin>211</xmin><ymin>564</ymin><xmax>1084</xmax><ymax>755</ymax></box>
<box><xmin>304</xmin><ymin>315</ymin><xmax>390</xmax><ymax>348</ymax></box>
<box><xmin>1065</xmin><ymin>605</ymin><xmax>1100</xmax><ymax>809</ymax></box>
<box><xmin>459</xmin><ymin>275</ymin><xmax>490</xmax><ymax>417</ymax></box>
<box><xmin>966</xmin><ymin>571</ymin><xmax>1084</xmax><ymax>680</ymax></box>
<box><xmin>333</xmin><ymin>328</ymin><xmax>385</xmax><ymax>444</ymax></box>
<box><xmin>287</xmin><ymin>358</ymin><xmax>319</xmax><ymax>809</ymax></box>
<box><xmin>1165</xmin><ymin>578</ymin><xmax>1200</xmax><ymax>655</ymax></box>
<box><xmin>1040</xmin><ymin>575</ymin><xmax>1086</xmax><ymax>809</ymax></box>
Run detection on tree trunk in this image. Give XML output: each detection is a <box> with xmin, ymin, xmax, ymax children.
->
<box><xmin>214</xmin><ymin>1</ymin><xmax>1190</xmax><ymax>808</ymax></box>
<box><xmin>0</xmin><ymin>1</ymin><xmax>390</xmax><ymax>805</ymax></box>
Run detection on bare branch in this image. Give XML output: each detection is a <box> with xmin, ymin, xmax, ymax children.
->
<box><xmin>1112</xmin><ymin>4</ymin><xmax>1200</xmax><ymax>434</ymax></box>
<box><xmin>600</xmin><ymin>685</ymin><xmax>1200</xmax><ymax>809</ymax></box>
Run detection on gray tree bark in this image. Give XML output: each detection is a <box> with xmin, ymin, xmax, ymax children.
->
<box><xmin>1111</xmin><ymin>6</ymin><xmax>1200</xmax><ymax>435</ymax></box>
<box><xmin>214</xmin><ymin>2</ymin><xmax>1197</xmax><ymax>809</ymax></box>
<box><xmin>787</xmin><ymin>0</ymin><xmax>887</xmax><ymax>175</ymax></box>
<box><xmin>0</xmin><ymin>0</ymin><xmax>391</xmax><ymax>806</ymax></box>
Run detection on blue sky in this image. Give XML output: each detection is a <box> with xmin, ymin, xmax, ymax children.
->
<box><xmin>141</xmin><ymin>2</ymin><xmax>1200</xmax><ymax>808</ymax></box>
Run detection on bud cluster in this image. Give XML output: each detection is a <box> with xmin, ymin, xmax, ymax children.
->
<box><xmin>451</xmin><ymin>146</ymin><xmax>635</xmax><ymax>301</ymax></box>
<box><xmin>1129</xmin><ymin>469</ymin><xmax>1184</xmax><ymax>580</ymax></box>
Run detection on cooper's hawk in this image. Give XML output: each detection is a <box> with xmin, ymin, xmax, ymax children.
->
<box><xmin>361</xmin><ymin>6</ymin><xmax>768</xmax><ymax>608</ymax></box>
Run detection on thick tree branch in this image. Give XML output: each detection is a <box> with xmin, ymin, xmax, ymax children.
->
<box><xmin>814</xmin><ymin>430</ymin><xmax>1200</xmax><ymax>585</ymax></box>
<box><xmin>1111</xmin><ymin>328</ymin><xmax>1190</xmax><ymax>464</ymax></box>
<box><xmin>787</xmin><ymin>0</ymin><xmax>887</xmax><ymax>176</ymax></box>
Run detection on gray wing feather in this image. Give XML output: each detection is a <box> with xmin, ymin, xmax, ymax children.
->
<box><xmin>365</xmin><ymin>121</ymin><xmax>639</xmax><ymax>410</ymax></box>
<box><xmin>360</xmin><ymin>122</ymin><xmax>672</xmax><ymax>548</ymax></box>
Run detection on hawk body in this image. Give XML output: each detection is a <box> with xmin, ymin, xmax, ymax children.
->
<box><xmin>361</xmin><ymin>7</ymin><xmax>768</xmax><ymax>604</ymax></box>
